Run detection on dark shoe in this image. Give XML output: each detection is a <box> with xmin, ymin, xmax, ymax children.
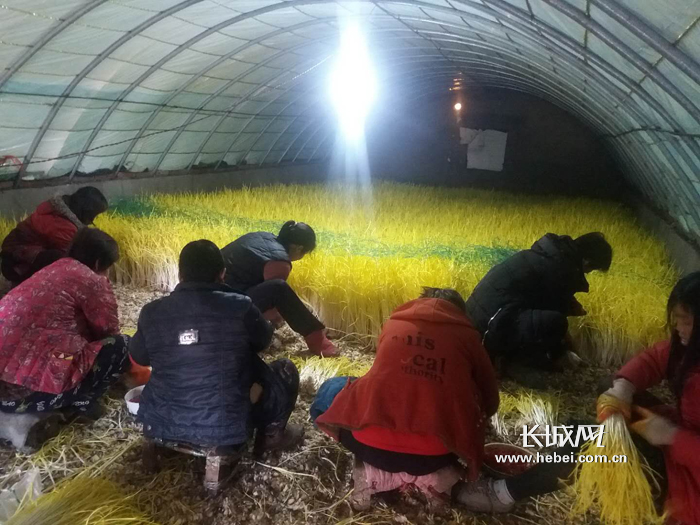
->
<box><xmin>80</xmin><ymin>402</ymin><xmax>105</xmax><ymax>421</ymax></box>
<box><xmin>24</xmin><ymin>413</ymin><xmax>66</xmax><ymax>452</ymax></box>
<box><xmin>254</xmin><ymin>423</ymin><xmax>304</xmax><ymax>456</ymax></box>
<box><xmin>504</xmin><ymin>363</ymin><xmax>548</xmax><ymax>389</ymax></box>
<box><xmin>549</xmin><ymin>350</ymin><xmax>584</xmax><ymax>373</ymax></box>
<box><xmin>63</xmin><ymin>402</ymin><xmax>105</xmax><ymax>424</ymax></box>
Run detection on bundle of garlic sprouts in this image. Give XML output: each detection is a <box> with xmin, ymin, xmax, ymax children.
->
<box><xmin>571</xmin><ymin>414</ymin><xmax>663</xmax><ymax>525</ymax></box>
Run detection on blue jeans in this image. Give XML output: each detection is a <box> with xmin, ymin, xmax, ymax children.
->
<box><xmin>309</xmin><ymin>376</ymin><xmax>355</xmax><ymax>422</ymax></box>
<box><xmin>251</xmin><ymin>357</ymin><xmax>299</xmax><ymax>429</ymax></box>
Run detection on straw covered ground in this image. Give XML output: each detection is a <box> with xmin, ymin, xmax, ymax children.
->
<box><xmin>0</xmin><ymin>183</ymin><xmax>678</xmax><ymax>523</ymax></box>
<box><xmin>0</xmin><ymin>283</ymin><xmax>631</xmax><ymax>525</ymax></box>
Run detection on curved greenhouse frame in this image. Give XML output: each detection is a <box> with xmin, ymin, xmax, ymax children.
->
<box><xmin>0</xmin><ymin>0</ymin><xmax>698</xmax><ymax>231</ymax></box>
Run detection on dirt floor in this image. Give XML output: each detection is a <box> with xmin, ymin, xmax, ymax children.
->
<box><xmin>0</xmin><ymin>284</ymin><xmax>671</xmax><ymax>524</ymax></box>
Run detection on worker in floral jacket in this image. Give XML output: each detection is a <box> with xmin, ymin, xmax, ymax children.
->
<box><xmin>1</xmin><ymin>186</ymin><xmax>108</xmax><ymax>284</ymax></box>
<box><xmin>0</xmin><ymin>228</ymin><xmax>133</xmax><ymax>450</ymax></box>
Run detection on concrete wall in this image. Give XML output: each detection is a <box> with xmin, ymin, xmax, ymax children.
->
<box><xmin>0</xmin><ymin>163</ymin><xmax>327</xmax><ymax>218</ymax></box>
<box><xmin>363</xmin><ymin>88</ymin><xmax>625</xmax><ymax>198</ymax></box>
<box><xmin>627</xmin><ymin>197</ymin><xmax>700</xmax><ymax>276</ymax></box>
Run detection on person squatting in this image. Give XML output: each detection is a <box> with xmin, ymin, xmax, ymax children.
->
<box><xmin>0</xmin><ymin>204</ymin><xmax>697</xmax><ymax>524</ymax></box>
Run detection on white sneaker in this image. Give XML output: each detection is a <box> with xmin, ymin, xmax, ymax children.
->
<box><xmin>349</xmin><ymin>461</ymin><xmax>372</xmax><ymax>511</ymax></box>
<box><xmin>454</xmin><ymin>479</ymin><xmax>515</xmax><ymax>513</ymax></box>
<box><xmin>0</xmin><ymin>412</ymin><xmax>64</xmax><ymax>452</ymax></box>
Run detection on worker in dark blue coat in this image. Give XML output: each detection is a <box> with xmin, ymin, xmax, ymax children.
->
<box><xmin>129</xmin><ymin>240</ymin><xmax>303</xmax><ymax>454</ymax></box>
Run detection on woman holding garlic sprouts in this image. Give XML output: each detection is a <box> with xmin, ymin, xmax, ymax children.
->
<box><xmin>221</xmin><ymin>220</ymin><xmax>339</xmax><ymax>357</ymax></box>
<box><xmin>597</xmin><ymin>272</ymin><xmax>700</xmax><ymax>525</ymax></box>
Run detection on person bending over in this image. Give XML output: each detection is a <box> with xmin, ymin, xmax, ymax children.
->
<box><xmin>596</xmin><ymin>272</ymin><xmax>700</xmax><ymax>525</ymax></box>
<box><xmin>0</xmin><ymin>228</ymin><xmax>131</xmax><ymax>450</ymax></box>
<box><xmin>310</xmin><ymin>288</ymin><xmax>499</xmax><ymax>510</ymax></box>
<box><xmin>466</xmin><ymin>232</ymin><xmax>612</xmax><ymax>386</ymax></box>
<box><xmin>1</xmin><ymin>186</ymin><xmax>108</xmax><ymax>285</ymax></box>
<box><xmin>130</xmin><ymin>240</ymin><xmax>304</xmax><ymax>457</ymax></box>
<box><xmin>221</xmin><ymin>220</ymin><xmax>338</xmax><ymax>357</ymax></box>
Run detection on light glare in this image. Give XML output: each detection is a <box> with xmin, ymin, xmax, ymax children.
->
<box><xmin>454</xmin><ymin>102</ymin><xmax>462</xmax><ymax>111</ymax></box>
<box><xmin>330</xmin><ymin>24</ymin><xmax>376</xmax><ymax>140</ymax></box>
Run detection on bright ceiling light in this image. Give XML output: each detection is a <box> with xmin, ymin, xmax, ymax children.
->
<box><xmin>330</xmin><ymin>24</ymin><xmax>376</xmax><ymax>140</ymax></box>
<box><xmin>454</xmin><ymin>102</ymin><xmax>462</xmax><ymax>111</ymax></box>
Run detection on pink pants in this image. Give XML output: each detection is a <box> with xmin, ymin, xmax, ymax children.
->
<box><xmin>351</xmin><ymin>461</ymin><xmax>463</xmax><ymax>509</ymax></box>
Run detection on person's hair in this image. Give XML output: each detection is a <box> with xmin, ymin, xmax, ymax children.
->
<box><xmin>67</xmin><ymin>186</ymin><xmax>108</xmax><ymax>225</ymax></box>
<box><xmin>179</xmin><ymin>239</ymin><xmax>225</xmax><ymax>283</ymax></box>
<box><xmin>574</xmin><ymin>232</ymin><xmax>612</xmax><ymax>271</ymax></box>
<box><xmin>68</xmin><ymin>227</ymin><xmax>119</xmax><ymax>272</ymax></box>
<box><xmin>666</xmin><ymin>272</ymin><xmax>700</xmax><ymax>398</ymax></box>
<box><xmin>277</xmin><ymin>221</ymin><xmax>316</xmax><ymax>254</ymax></box>
<box><xmin>419</xmin><ymin>287</ymin><xmax>466</xmax><ymax>313</ymax></box>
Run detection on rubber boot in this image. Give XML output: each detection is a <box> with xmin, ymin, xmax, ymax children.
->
<box><xmin>124</xmin><ymin>355</ymin><xmax>151</xmax><ymax>389</ymax></box>
<box><xmin>303</xmin><ymin>330</ymin><xmax>339</xmax><ymax>357</ymax></box>
<box><xmin>453</xmin><ymin>479</ymin><xmax>515</xmax><ymax>513</ymax></box>
<box><xmin>254</xmin><ymin>422</ymin><xmax>304</xmax><ymax>457</ymax></box>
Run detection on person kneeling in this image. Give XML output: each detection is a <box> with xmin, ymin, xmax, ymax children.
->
<box><xmin>129</xmin><ymin>240</ymin><xmax>304</xmax><ymax>458</ymax></box>
<box><xmin>221</xmin><ymin>221</ymin><xmax>338</xmax><ymax>357</ymax></box>
<box><xmin>311</xmin><ymin>288</ymin><xmax>499</xmax><ymax>510</ymax></box>
<box><xmin>0</xmin><ymin>228</ymin><xmax>131</xmax><ymax>451</ymax></box>
<box><xmin>466</xmin><ymin>232</ymin><xmax>612</xmax><ymax>387</ymax></box>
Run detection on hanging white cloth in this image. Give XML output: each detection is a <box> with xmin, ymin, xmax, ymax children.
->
<box><xmin>460</xmin><ymin>127</ymin><xmax>508</xmax><ymax>172</ymax></box>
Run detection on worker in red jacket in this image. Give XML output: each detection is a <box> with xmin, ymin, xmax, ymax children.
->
<box><xmin>597</xmin><ymin>272</ymin><xmax>700</xmax><ymax>525</ymax></box>
<box><xmin>1</xmin><ymin>186</ymin><xmax>108</xmax><ymax>284</ymax></box>
<box><xmin>312</xmin><ymin>288</ymin><xmax>499</xmax><ymax>510</ymax></box>
<box><xmin>0</xmin><ymin>228</ymin><xmax>132</xmax><ymax>451</ymax></box>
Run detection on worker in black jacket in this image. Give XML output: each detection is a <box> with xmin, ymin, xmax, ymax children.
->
<box><xmin>221</xmin><ymin>221</ymin><xmax>338</xmax><ymax>357</ymax></box>
<box><xmin>129</xmin><ymin>240</ymin><xmax>303</xmax><ymax>455</ymax></box>
<box><xmin>466</xmin><ymin>232</ymin><xmax>612</xmax><ymax>385</ymax></box>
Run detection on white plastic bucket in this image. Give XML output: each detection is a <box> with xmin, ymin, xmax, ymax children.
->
<box><xmin>124</xmin><ymin>385</ymin><xmax>144</xmax><ymax>415</ymax></box>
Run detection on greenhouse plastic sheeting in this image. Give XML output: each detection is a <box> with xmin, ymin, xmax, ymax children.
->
<box><xmin>0</xmin><ymin>0</ymin><xmax>699</xmax><ymax>235</ymax></box>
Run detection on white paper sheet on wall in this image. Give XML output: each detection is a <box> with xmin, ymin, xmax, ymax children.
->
<box><xmin>459</xmin><ymin>128</ymin><xmax>508</xmax><ymax>172</ymax></box>
<box><xmin>459</xmin><ymin>127</ymin><xmax>480</xmax><ymax>145</ymax></box>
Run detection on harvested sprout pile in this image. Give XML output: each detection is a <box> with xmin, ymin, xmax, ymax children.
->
<box><xmin>7</xmin><ymin>476</ymin><xmax>157</xmax><ymax>525</ymax></box>
<box><xmin>492</xmin><ymin>391</ymin><xmax>562</xmax><ymax>438</ymax></box>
